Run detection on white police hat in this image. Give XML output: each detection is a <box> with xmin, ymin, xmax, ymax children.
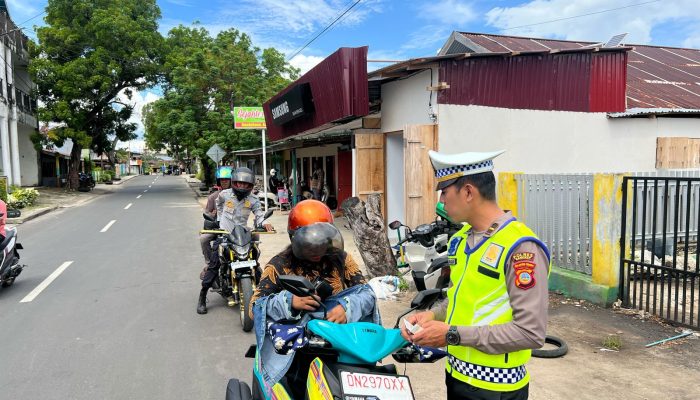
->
<box><xmin>429</xmin><ymin>150</ymin><xmax>505</xmax><ymax>190</ymax></box>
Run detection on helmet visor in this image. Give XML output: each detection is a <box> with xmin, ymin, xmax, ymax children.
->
<box><xmin>291</xmin><ymin>223</ymin><xmax>344</xmax><ymax>262</ymax></box>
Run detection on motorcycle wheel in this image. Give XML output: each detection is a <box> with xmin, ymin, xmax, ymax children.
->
<box><xmin>239</xmin><ymin>277</ymin><xmax>254</xmax><ymax>332</ymax></box>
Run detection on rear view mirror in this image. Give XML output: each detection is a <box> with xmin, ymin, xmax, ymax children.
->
<box><xmin>203</xmin><ymin>212</ymin><xmax>215</xmax><ymax>222</ymax></box>
<box><xmin>389</xmin><ymin>220</ymin><xmax>402</xmax><ymax>230</ymax></box>
<box><xmin>279</xmin><ymin>275</ymin><xmax>315</xmax><ymax>298</ymax></box>
<box><xmin>263</xmin><ymin>209</ymin><xmax>274</xmax><ymax>220</ymax></box>
<box><xmin>410</xmin><ymin>288</ymin><xmax>443</xmax><ymax>309</ymax></box>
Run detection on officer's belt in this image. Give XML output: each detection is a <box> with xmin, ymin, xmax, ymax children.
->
<box><xmin>448</xmin><ymin>355</ymin><xmax>526</xmax><ymax>384</ymax></box>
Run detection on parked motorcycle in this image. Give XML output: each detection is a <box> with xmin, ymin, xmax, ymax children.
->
<box><xmin>225</xmin><ymin>276</ymin><xmax>446</xmax><ymax>400</ymax></box>
<box><xmin>0</xmin><ymin>209</ymin><xmax>25</xmax><ymax>288</ymax></box>
<box><xmin>201</xmin><ymin>210</ymin><xmax>275</xmax><ymax>332</ymax></box>
<box><xmin>389</xmin><ymin>216</ymin><xmax>462</xmax><ymax>291</ymax></box>
<box><xmin>77</xmin><ymin>172</ymin><xmax>96</xmax><ymax>192</ymax></box>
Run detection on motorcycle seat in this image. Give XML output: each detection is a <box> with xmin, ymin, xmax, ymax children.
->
<box><xmin>0</xmin><ymin>229</ymin><xmax>16</xmax><ymax>251</ymax></box>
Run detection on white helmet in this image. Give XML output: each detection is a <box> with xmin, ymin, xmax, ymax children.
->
<box><xmin>270</xmin><ymin>169</ymin><xmax>277</xmax><ymax>176</ymax></box>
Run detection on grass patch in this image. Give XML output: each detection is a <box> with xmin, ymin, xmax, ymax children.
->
<box><xmin>602</xmin><ymin>334</ymin><xmax>622</xmax><ymax>351</ymax></box>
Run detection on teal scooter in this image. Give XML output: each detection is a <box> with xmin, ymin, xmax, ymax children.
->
<box><xmin>226</xmin><ymin>276</ymin><xmax>446</xmax><ymax>400</ymax></box>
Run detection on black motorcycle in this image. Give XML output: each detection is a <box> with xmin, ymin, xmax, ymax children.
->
<box><xmin>0</xmin><ymin>209</ymin><xmax>25</xmax><ymax>288</ymax></box>
<box><xmin>77</xmin><ymin>172</ymin><xmax>96</xmax><ymax>192</ymax></box>
<box><xmin>201</xmin><ymin>210</ymin><xmax>274</xmax><ymax>332</ymax></box>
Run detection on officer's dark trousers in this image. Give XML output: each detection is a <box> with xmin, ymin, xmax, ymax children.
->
<box><xmin>201</xmin><ymin>248</ymin><xmax>221</xmax><ymax>289</ymax></box>
<box><xmin>446</xmin><ymin>373</ymin><xmax>529</xmax><ymax>400</ymax></box>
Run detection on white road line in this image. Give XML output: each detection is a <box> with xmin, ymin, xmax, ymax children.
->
<box><xmin>124</xmin><ymin>203</ymin><xmax>132</xmax><ymax>210</ymax></box>
<box><xmin>20</xmin><ymin>261</ymin><xmax>74</xmax><ymax>303</ymax></box>
<box><xmin>149</xmin><ymin>185</ymin><xmax>152</xmax><ymax>188</ymax></box>
<box><xmin>144</xmin><ymin>190</ymin><xmax>148</xmax><ymax>193</ymax></box>
<box><xmin>136</xmin><ymin>195</ymin><xmax>142</xmax><ymax>199</ymax></box>
<box><xmin>100</xmin><ymin>220</ymin><xmax>117</xmax><ymax>232</ymax></box>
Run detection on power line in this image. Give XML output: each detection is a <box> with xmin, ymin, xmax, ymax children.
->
<box><xmin>497</xmin><ymin>0</ymin><xmax>661</xmax><ymax>32</ymax></box>
<box><xmin>286</xmin><ymin>0</ymin><xmax>362</xmax><ymax>61</ymax></box>
<box><xmin>17</xmin><ymin>10</ymin><xmax>47</xmax><ymax>28</ymax></box>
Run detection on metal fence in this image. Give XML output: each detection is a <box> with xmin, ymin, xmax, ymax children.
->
<box><xmin>620</xmin><ymin>176</ymin><xmax>700</xmax><ymax>329</ymax></box>
<box><xmin>515</xmin><ymin>174</ymin><xmax>593</xmax><ymax>274</ymax></box>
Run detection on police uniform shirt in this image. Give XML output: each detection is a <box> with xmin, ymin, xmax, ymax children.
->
<box><xmin>215</xmin><ymin>189</ymin><xmax>265</xmax><ymax>232</ymax></box>
<box><xmin>431</xmin><ymin>211</ymin><xmax>549</xmax><ymax>354</ymax></box>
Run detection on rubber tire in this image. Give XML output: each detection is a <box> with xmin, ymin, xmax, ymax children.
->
<box><xmin>239</xmin><ymin>277</ymin><xmax>254</xmax><ymax>332</ymax></box>
<box><xmin>77</xmin><ymin>186</ymin><xmax>91</xmax><ymax>192</ymax></box>
<box><xmin>532</xmin><ymin>335</ymin><xmax>568</xmax><ymax>358</ymax></box>
<box><xmin>226</xmin><ymin>378</ymin><xmax>253</xmax><ymax>400</ymax></box>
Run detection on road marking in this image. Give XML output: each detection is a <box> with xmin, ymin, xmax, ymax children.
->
<box><xmin>124</xmin><ymin>203</ymin><xmax>132</xmax><ymax>210</ymax></box>
<box><xmin>100</xmin><ymin>220</ymin><xmax>117</xmax><ymax>232</ymax></box>
<box><xmin>149</xmin><ymin>185</ymin><xmax>152</xmax><ymax>188</ymax></box>
<box><xmin>20</xmin><ymin>261</ymin><xmax>74</xmax><ymax>303</ymax></box>
<box><xmin>137</xmin><ymin>195</ymin><xmax>142</xmax><ymax>199</ymax></box>
<box><xmin>144</xmin><ymin>190</ymin><xmax>148</xmax><ymax>193</ymax></box>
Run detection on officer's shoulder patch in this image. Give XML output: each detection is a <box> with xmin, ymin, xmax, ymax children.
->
<box><xmin>225</xmin><ymin>200</ymin><xmax>234</xmax><ymax>208</ymax></box>
<box><xmin>480</xmin><ymin>243</ymin><xmax>504</xmax><ymax>269</ymax></box>
<box><xmin>512</xmin><ymin>252</ymin><xmax>534</xmax><ymax>262</ymax></box>
<box><xmin>448</xmin><ymin>237</ymin><xmax>463</xmax><ymax>256</ymax></box>
<box><xmin>514</xmin><ymin>260</ymin><xmax>536</xmax><ymax>290</ymax></box>
<box><xmin>244</xmin><ymin>200</ymin><xmax>251</xmax><ymax>208</ymax></box>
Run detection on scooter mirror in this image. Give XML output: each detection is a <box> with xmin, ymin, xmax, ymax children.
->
<box><xmin>279</xmin><ymin>275</ymin><xmax>316</xmax><ymax>297</ymax></box>
<box><xmin>263</xmin><ymin>209</ymin><xmax>274</xmax><ymax>220</ymax></box>
<box><xmin>389</xmin><ymin>221</ymin><xmax>402</xmax><ymax>230</ymax></box>
<box><xmin>203</xmin><ymin>212</ymin><xmax>216</xmax><ymax>222</ymax></box>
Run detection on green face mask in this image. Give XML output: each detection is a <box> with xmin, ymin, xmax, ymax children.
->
<box><xmin>436</xmin><ymin>202</ymin><xmax>454</xmax><ymax>223</ymax></box>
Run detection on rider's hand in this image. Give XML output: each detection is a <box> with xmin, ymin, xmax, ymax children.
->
<box><xmin>264</xmin><ymin>223</ymin><xmax>274</xmax><ymax>232</ymax></box>
<box><xmin>400</xmin><ymin>311</ymin><xmax>435</xmax><ymax>342</ymax></box>
<box><xmin>410</xmin><ymin>320</ymin><xmax>449</xmax><ymax>347</ymax></box>
<box><xmin>326</xmin><ymin>304</ymin><xmax>347</xmax><ymax>324</ymax></box>
<box><xmin>291</xmin><ymin>295</ymin><xmax>320</xmax><ymax>312</ymax></box>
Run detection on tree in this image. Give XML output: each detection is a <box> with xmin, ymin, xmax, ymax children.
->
<box><xmin>144</xmin><ymin>25</ymin><xmax>298</xmax><ymax>185</ymax></box>
<box><xmin>30</xmin><ymin>0</ymin><xmax>164</xmax><ymax>189</ymax></box>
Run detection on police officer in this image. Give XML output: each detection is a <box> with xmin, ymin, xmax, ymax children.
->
<box><xmin>197</xmin><ymin>167</ymin><xmax>273</xmax><ymax>314</ymax></box>
<box><xmin>400</xmin><ymin>150</ymin><xmax>550</xmax><ymax>400</ymax></box>
<box><xmin>198</xmin><ymin>166</ymin><xmax>232</xmax><ymax>279</ymax></box>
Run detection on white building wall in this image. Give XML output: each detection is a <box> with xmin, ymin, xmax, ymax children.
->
<box><xmin>381</xmin><ymin>69</ymin><xmax>435</xmax><ymax>133</ymax></box>
<box><xmin>438</xmin><ymin>104</ymin><xmax>700</xmax><ymax>175</ymax></box>
<box><xmin>385</xmin><ymin>134</ymin><xmax>405</xmax><ymax>236</ymax></box>
<box><xmin>18</xmin><ymin>124</ymin><xmax>38</xmax><ymax>185</ymax></box>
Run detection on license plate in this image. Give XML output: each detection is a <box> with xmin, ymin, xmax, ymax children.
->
<box><xmin>340</xmin><ymin>371</ymin><xmax>414</xmax><ymax>400</ymax></box>
<box><xmin>230</xmin><ymin>260</ymin><xmax>257</xmax><ymax>270</ymax></box>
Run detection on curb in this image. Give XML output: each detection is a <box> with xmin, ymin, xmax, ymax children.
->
<box><xmin>8</xmin><ymin>206</ymin><xmax>59</xmax><ymax>224</ymax></box>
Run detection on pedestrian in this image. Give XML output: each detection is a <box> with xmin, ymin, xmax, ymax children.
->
<box><xmin>400</xmin><ymin>150</ymin><xmax>550</xmax><ymax>400</ymax></box>
<box><xmin>310</xmin><ymin>162</ymin><xmax>324</xmax><ymax>200</ymax></box>
<box><xmin>198</xmin><ymin>166</ymin><xmax>232</xmax><ymax>280</ymax></box>
<box><xmin>197</xmin><ymin>167</ymin><xmax>274</xmax><ymax>315</ymax></box>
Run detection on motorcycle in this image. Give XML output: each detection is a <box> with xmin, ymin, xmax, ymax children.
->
<box><xmin>225</xmin><ymin>276</ymin><xmax>447</xmax><ymax>400</ymax></box>
<box><xmin>77</xmin><ymin>172</ymin><xmax>96</xmax><ymax>192</ymax></box>
<box><xmin>201</xmin><ymin>209</ymin><xmax>275</xmax><ymax>332</ymax></box>
<box><xmin>0</xmin><ymin>209</ymin><xmax>25</xmax><ymax>288</ymax></box>
<box><xmin>389</xmin><ymin>217</ymin><xmax>462</xmax><ymax>291</ymax></box>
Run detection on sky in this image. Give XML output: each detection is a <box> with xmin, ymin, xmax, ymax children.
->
<box><xmin>8</xmin><ymin>0</ymin><xmax>700</xmax><ymax>150</ymax></box>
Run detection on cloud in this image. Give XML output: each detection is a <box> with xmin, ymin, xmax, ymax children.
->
<box><xmin>289</xmin><ymin>54</ymin><xmax>325</xmax><ymax>75</ymax></box>
<box><xmin>418</xmin><ymin>0</ymin><xmax>477</xmax><ymax>26</ymax></box>
<box><xmin>485</xmin><ymin>0</ymin><xmax>700</xmax><ymax>45</ymax></box>
<box><xmin>6</xmin><ymin>0</ymin><xmax>41</xmax><ymax>21</ymax></box>
<box><xmin>116</xmin><ymin>89</ymin><xmax>161</xmax><ymax>138</ymax></box>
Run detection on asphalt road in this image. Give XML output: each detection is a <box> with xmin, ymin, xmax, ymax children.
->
<box><xmin>0</xmin><ymin>175</ymin><xmax>254</xmax><ymax>400</ymax></box>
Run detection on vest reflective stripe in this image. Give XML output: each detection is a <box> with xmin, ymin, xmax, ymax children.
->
<box><xmin>445</xmin><ymin>219</ymin><xmax>550</xmax><ymax>392</ymax></box>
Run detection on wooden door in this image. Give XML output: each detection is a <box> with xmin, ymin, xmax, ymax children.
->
<box><xmin>337</xmin><ymin>150</ymin><xmax>352</xmax><ymax>206</ymax></box>
<box><xmin>404</xmin><ymin>124</ymin><xmax>438</xmax><ymax>228</ymax></box>
<box><xmin>355</xmin><ymin>131</ymin><xmax>386</xmax><ymax>216</ymax></box>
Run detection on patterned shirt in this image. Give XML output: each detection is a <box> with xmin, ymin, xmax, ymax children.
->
<box><xmin>251</xmin><ymin>248</ymin><xmax>366</xmax><ymax>307</ymax></box>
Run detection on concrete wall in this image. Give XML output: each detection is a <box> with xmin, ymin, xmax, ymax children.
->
<box><xmin>18</xmin><ymin>124</ymin><xmax>38</xmax><ymax>186</ymax></box>
<box><xmin>438</xmin><ymin>104</ymin><xmax>700</xmax><ymax>175</ymax></box>
<box><xmin>381</xmin><ymin>69</ymin><xmax>436</xmax><ymax>133</ymax></box>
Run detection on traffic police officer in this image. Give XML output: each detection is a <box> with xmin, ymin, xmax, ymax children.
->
<box><xmin>401</xmin><ymin>150</ymin><xmax>550</xmax><ymax>400</ymax></box>
<box><xmin>197</xmin><ymin>167</ymin><xmax>273</xmax><ymax>314</ymax></box>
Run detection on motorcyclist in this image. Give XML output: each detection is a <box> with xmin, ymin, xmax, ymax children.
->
<box><xmin>269</xmin><ymin>169</ymin><xmax>282</xmax><ymax>194</ymax></box>
<box><xmin>196</xmin><ymin>167</ymin><xmax>274</xmax><ymax>315</ymax></box>
<box><xmin>198</xmin><ymin>166</ymin><xmax>232</xmax><ymax>279</ymax></box>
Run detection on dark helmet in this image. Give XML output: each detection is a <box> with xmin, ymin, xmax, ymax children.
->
<box><xmin>231</xmin><ymin>167</ymin><xmax>255</xmax><ymax>198</ymax></box>
<box><xmin>287</xmin><ymin>199</ymin><xmax>334</xmax><ymax>238</ymax></box>
<box><xmin>291</xmin><ymin>222</ymin><xmax>344</xmax><ymax>262</ymax></box>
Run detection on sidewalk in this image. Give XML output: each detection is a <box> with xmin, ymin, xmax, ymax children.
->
<box><xmin>7</xmin><ymin>174</ymin><xmax>139</xmax><ymax>225</ymax></box>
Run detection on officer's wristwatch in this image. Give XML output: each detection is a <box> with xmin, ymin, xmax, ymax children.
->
<box><xmin>446</xmin><ymin>326</ymin><xmax>461</xmax><ymax>346</ymax></box>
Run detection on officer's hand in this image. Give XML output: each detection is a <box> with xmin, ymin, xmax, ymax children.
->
<box><xmin>291</xmin><ymin>295</ymin><xmax>320</xmax><ymax>311</ymax></box>
<box><xmin>264</xmin><ymin>223</ymin><xmax>274</xmax><ymax>232</ymax></box>
<box><xmin>400</xmin><ymin>311</ymin><xmax>435</xmax><ymax>342</ymax></box>
<box><xmin>410</xmin><ymin>320</ymin><xmax>449</xmax><ymax>347</ymax></box>
<box><xmin>326</xmin><ymin>304</ymin><xmax>347</xmax><ymax>324</ymax></box>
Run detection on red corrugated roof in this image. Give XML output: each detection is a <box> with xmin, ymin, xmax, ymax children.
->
<box><xmin>457</xmin><ymin>32</ymin><xmax>700</xmax><ymax>110</ymax></box>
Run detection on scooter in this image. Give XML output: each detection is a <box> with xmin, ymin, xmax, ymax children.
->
<box><xmin>201</xmin><ymin>209</ymin><xmax>275</xmax><ymax>332</ymax></box>
<box><xmin>225</xmin><ymin>276</ymin><xmax>447</xmax><ymax>400</ymax></box>
<box><xmin>0</xmin><ymin>209</ymin><xmax>25</xmax><ymax>288</ymax></box>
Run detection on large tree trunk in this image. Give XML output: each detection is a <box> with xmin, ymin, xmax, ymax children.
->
<box><xmin>341</xmin><ymin>194</ymin><xmax>397</xmax><ymax>278</ymax></box>
<box><xmin>68</xmin><ymin>143</ymin><xmax>83</xmax><ymax>190</ymax></box>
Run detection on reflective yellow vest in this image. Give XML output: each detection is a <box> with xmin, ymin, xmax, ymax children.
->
<box><xmin>444</xmin><ymin>218</ymin><xmax>550</xmax><ymax>392</ymax></box>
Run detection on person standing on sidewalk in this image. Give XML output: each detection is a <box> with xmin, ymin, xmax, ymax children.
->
<box><xmin>198</xmin><ymin>166</ymin><xmax>232</xmax><ymax>279</ymax></box>
<box><xmin>401</xmin><ymin>150</ymin><xmax>550</xmax><ymax>400</ymax></box>
<box><xmin>310</xmin><ymin>162</ymin><xmax>324</xmax><ymax>201</ymax></box>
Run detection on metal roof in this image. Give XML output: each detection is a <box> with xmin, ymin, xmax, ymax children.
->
<box><xmin>444</xmin><ymin>32</ymin><xmax>700</xmax><ymax>112</ymax></box>
<box><xmin>608</xmin><ymin>107</ymin><xmax>700</xmax><ymax>118</ymax></box>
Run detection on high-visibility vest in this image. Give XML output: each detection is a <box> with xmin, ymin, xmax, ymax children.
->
<box><xmin>444</xmin><ymin>218</ymin><xmax>550</xmax><ymax>392</ymax></box>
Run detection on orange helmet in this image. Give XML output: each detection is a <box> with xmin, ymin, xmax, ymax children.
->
<box><xmin>288</xmin><ymin>199</ymin><xmax>334</xmax><ymax>237</ymax></box>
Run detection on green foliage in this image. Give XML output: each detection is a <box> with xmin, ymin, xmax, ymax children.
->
<box><xmin>143</xmin><ymin>25</ymin><xmax>298</xmax><ymax>175</ymax></box>
<box><xmin>30</xmin><ymin>0</ymin><xmax>165</xmax><ymax>188</ymax></box>
<box><xmin>602</xmin><ymin>334</ymin><xmax>622</xmax><ymax>351</ymax></box>
<box><xmin>0</xmin><ymin>178</ymin><xmax>7</xmax><ymax>203</ymax></box>
<box><xmin>7</xmin><ymin>188</ymin><xmax>40</xmax><ymax>209</ymax></box>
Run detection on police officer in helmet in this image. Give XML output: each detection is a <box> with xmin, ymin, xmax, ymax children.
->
<box><xmin>400</xmin><ymin>150</ymin><xmax>550</xmax><ymax>400</ymax></box>
<box><xmin>197</xmin><ymin>167</ymin><xmax>273</xmax><ymax>315</ymax></box>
